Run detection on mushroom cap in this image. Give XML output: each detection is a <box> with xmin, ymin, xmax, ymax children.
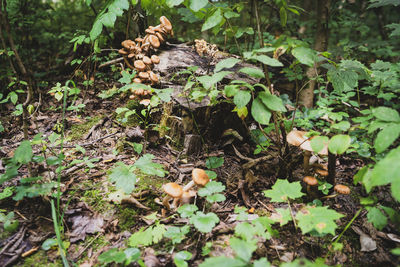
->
<box><xmin>135</xmin><ymin>88</ymin><xmax>144</xmax><ymax>96</ymax></box>
<box><xmin>121</xmin><ymin>40</ymin><xmax>135</xmax><ymax>49</ymax></box>
<box><xmin>149</xmin><ymin>35</ymin><xmax>160</xmax><ymax>48</ymax></box>
<box><xmin>315</xmin><ymin>168</ymin><xmax>329</xmax><ymax>177</ymax></box>
<box><xmin>149</xmin><ymin>71</ymin><xmax>159</xmax><ymax>83</ymax></box>
<box><xmin>135</xmin><ymin>37</ymin><xmax>144</xmax><ymax>43</ymax></box>
<box><xmin>118</xmin><ymin>48</ymin><xmax>128</xmax><ymax>55</ymax></box>
<box><xmin>163</xmin><ymin>182</ymin><xmax>183</xmax><ymax>198</ymax></box>
<box><xmin>128</xmin><ymin>53</ymin><xmax>135</xmax><ymax>59</ymax></box>
<box><xmin>334</xmin><ymin>184</ymin><xmax>350</xmax><ymax>195</ymax></box>
<box><xmin>151</xmin><ymin>55</ymin><xmax>160</xmax><ymax>64</ymax></box>
<box><xmin>142</xmin><ymin>56</ymin><xmax>152</xmax><ymax>65</ymax></box>
<box><xmin>286</xmin><ymin>130</ymin><xmax>307</xmax><ymax>146</ymax></box>
<box><xmin>303</xmin><ymin>176</ymin><xmax>318</xmax><ymax>186</ymax></box>
<box><xmin>133</xmin><ymin>78</ymin><xmax>142</xmax><ymax>84</ymax></box>
<box><xmin>155</xmin><ymin>32</ymin><xmax>165</xmax><ymax>43</ymax></box>
<box><xmin>138</xmin><ymin>71</ymin><xmax>150</xmax><ymax>80</ymax></box>
<box><xmin>160</xmin><ymin>16</ymin><xmax>172</xmax><ymax>32</ymax></box>
<box><xmin>139</xmin><ymin>99</ymin><xmax>151</xmax><ymax>106</ymax></box>
<box><xmin>134</xmin><ymin>60</ymin><xmax>146</xmax><ymax>71</ymax></box>
<box><xmin>145</xmin><ymin>28</ymin><xmax>156</xmax><ymax>35</ymax></box>
<box><xmin>153</xmin><ymin>25</ymin><xmax>167</xmax><ymax>34</ymax></box>
<box><xmin>192</xmin><ymin>168</ymin><xmax>209</xmax><ymax>187</ymax></box>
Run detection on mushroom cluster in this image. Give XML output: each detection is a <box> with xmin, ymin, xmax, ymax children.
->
<box><xmin>119</xmin><ymin>16</ymin><xmax>173</xmax><ymax>100</ymax></box>
<box><xmin>162</xmin><ymin>168</ymin><xmax>209</xmax><ymax>210</ymax></box>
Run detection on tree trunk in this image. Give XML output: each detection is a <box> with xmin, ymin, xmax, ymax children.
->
<box><xmin>298</xmin><ymin>0</ymin><xmax>331</xmax><ymax>108</ymax></box>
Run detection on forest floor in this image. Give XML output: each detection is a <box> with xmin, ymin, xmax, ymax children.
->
<box><xmin>0</xmin><ymin>69</ymin><xmax>399</xmax><ymax>266</ymax></box>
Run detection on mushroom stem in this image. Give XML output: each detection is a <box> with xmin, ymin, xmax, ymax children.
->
<box><xmin>182</xmin><ymin>180</ymin><xmax>195</xmax><ymax>192</ymax></box>
<box><xmin>303</xmin><ymin>150</ymin><xmax>311</xmax><ymax>175</ymax></box>
<box><xmin>171</xmin><ymin>197</ymin><xmax>180</xmax><ymax>209</ymax></box>
<box><xmin>327</xmin><ymin>151</ymin><xmax>336</xmax><ymax>185</ymax></box>
<box><xmin>162</xmin><ymin>195</ymin><xmax>172</xmax><ymax>210</ymax></box>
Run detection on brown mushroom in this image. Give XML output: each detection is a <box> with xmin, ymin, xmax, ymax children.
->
<box><xmin>162</xmin><ymin>182</ymin><xmax>183</xmax><ymax>210</ymax></box>
<box><xmin>135</xmin><ymin>37</ymin><xmax>144</xmax><ymax>43</ymax></box>
<box><xmin>334</xmin><ymin>184</ymin><xmax>350</xmax><ymax>195</ymax></box>
<box><xmin>139</xmin><ymin>99</ymin><xmax>151</xmax><ymax>106</ymax></box>
<box><xmin>121</xmin><ymin>40</ymin><xmax>135</xmax><ymax>50</ymax></box>
<box><xmin>180</xmin><ymin>190</ymin><xmax>196</xmax><ymax>205</ymax></box>
<box><xmin>145</xmin><ymin>28</ymin><xmax>156</xmax><ymax>35</ymax></box>
<box><xmin>303</xmin><ymin>176</ymin><xmax>318</xmax><ymax>196</ymax></box>
<box><xmin>160</xmin><ymin>16</ymin><xmax>172</xmax><ymax>32</ymax></box>
<box><xmin>128</xmin><ymin>53</ymin><xmax>135</xmax><ymax>59</ymax></box>
<box><xmin>149</xmin><ymin>71</ymin><xmax>159</xmax><ymax>84</ymax></box>
<box><xmin>134</xmin><ymin>60</ymin><xmax>146</xmax><ymax>72</ymax></box>
<box><xmin>182</xmin><ymin>168</ymin><xmax>209</xmax><ymax>192</ymax></box>
<box><xmin>155</xmin><ymin>32</ymin><xmax>165</xmax><ymax>43</ymax></box>
<box><xmin>151</xmin><ymin>55</ymin><xmax>160</xmax><ymax>64</ymax></box>
<box><xmin>315</xmin><ymin>168</ymin><xmax>329</xmax><ymax>177</ymax></box>
<box><xmin>118</xmin><ymin>48</ymin><xmax>128</xmax><ymax>55</ymax></box>
<box><xmin>142</xmin><ymin>56</ymin><xmax>152</xmax><ymax>66</ymax></box>
<box><xmin>148</xmin><ymin>35</ymin><xmax>160</xmax><ymax>48</ymax></box>
<box><xmin>138</xmin><ymin>71</ymin><xmax>150</xmax><ymax>80</ymax></box>
<box><xmin>133</xmin><ymin>78</ymin><xmax>142</xmax><ymax>84</ymax></box>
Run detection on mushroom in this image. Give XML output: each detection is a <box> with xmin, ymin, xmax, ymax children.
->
<box><xmin>145</xmin><ymin>28</ymin><xmax>156</xmax><ymax>35</ymax></box>
<box><xmin>155</xmin><ymin>32</ymin><xmax>165</xmax><ymax>43</ymax></box>
<box><xmin>135</xmin><ymin>37</ymin><xmax>144</xmax><ymax>43</ymax></box>
<box><xmin>315</xmin><ymin>168</ymin><xmax>329</xmax><ymax>177</ymax></box>
<box><xmin>139</xmin><ymin>99</ymin><xmax>151</xmax><ymax>106</ymax></box>
<box><xmin>134</xmin><ymin>60</ymin><xmax>146</xmax><ymax>72</ymax></box>
<box><xmin>180</xmin><ymin>190</ymin><xmax>197</xmax><ymax>205</ymax></box>
<box><xmin>148</xmin><ymin>71</ymin><xmax>159</xmax><ymax>84</ymax></box>
<box><xmin>133</xmin><ymin>78</ymin><xmax>142</xmax><ymax>84</ymax></box>
<box><xmin>142</xmin><ymin>56</ymin><xmax>152</xmax><ymax>66</ymax></box>
<box><xmin>121</xmin><ymin>40</ymin><xmax>136</xmax><ymax>50</ymax></box>
<box><xmin>334</xmin><ymin>184</ymin><xmax>350</xmax><ymax>195</ymax></box>
<box><xmin>148</xmin><ymin>35</ymin><xmax>160</xmax><ymax>48</ymax></box>
<box><xmin>162</xmin><ymin>182</ymin><xmax>183</xmax><ymax>210</ymax></box>
<box><xmin>118</xmin><ymin>48</ymin><xmax>128</xmax><ymax>55</ymax></box>
<box><xmin>160</xmin><ymin>16</ymin><xmax>172</xmax><ymax>32</ymax></box>
<box><xmin>182</xmin><ymin>168</ymin><xmax>209</xmax><ymax>192</ymax></box>
<box><xmin>303</xmin><ymin>176</ymin><xmax>318</xmax><ymax>196</ymax></box>
<box><xmin>138</xmin><ymin>71</ymin><xmax>150</xmax><ymax>80</ymax></box>
<box><xmin>151</xmin><ymin>55</ymin><xmax>160</xmax><ymax>64</ymax></box>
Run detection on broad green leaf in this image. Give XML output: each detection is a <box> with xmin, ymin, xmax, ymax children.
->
<box><xmin>251</xmin><ymin>54</ymin><xmax>283</xmax><ymax>67</ymax></box>
<box><xmin>258</xmin><ymin>92</ymin><xmax>286</xmax><ymax>112</ymax></box>
<box><xmin>310</xmin><ymin>136</ymin><xmax>329</xmax><ymax>154</ymax></box>
<box><xmin>190</xmin><ymin>212</ymin><xmax>219</xmax><ymax>233</ymax></box>
<box><xmin>279</xmin><ymin>6</ymin><xmax>287</xmax><ymax>26</ymax></box>
<box><xmin>281</xmin><ymin>258</ymin><xmax>329</xmax><ymax>267</ymax></box>
<box><xmin>205</xmin><ymin>193</ymin><xmax>226</xmax><ymax>203</ymax></box>
<box><xmin>296</xmin><ymin>206</ymin><xmax>343</xmax><ymax>236</ymax></box>
<box><xmin>154</xmin><ymin>88</ymin><xmax>174</xmax><ymax>102</ymax></box>
<box><xmin>100</xmin><ymin>12</ymin><xmax>116</xmax><ymax>28</ymax></box>
<box><xmin>128</xmin><ymin>227</ymin><xmax>153</xmax><ymax>247</ymax></box>
<box><xmin>263</xmin><ymin>179</ymin><xmax>304</xmax><ymax>202</ymax></box>
<box><xmin>271</xmin><ymin>208</ymin><xmax>292</xmax><ymax>226</ymax></box>
<box><xmin>124</xmin><ymin>247</ymin><xmax>140</xmax><ymax>264</ymax></box>
<box><xmin>328</xmin><ymin>134</ymin><xmax>351</xmax><ymax>155</ymax></box>
<box><xmin>292</xmin><ymin>47</ymin><xmax>317</xmax><ymax>67</ymax></box>
<box><xmin>199</xmin><ymin>257</ymin><xmax>246</xmax><ymax>267</ymax></box>
<box><xmin>331</xmin><ymin>121</ymin><xmax>351</xmax><ymax>132</ymax></box>
<box><xmin>251</xmin><ymin>97</ymin><xmax>271</xmax><ymax>125</ymax></box>
<box><xmin>0</xmin><ymin>186</ymin><xmax>14</xmax><ymax>200</ymax></box>
<box><xmin>202</xmin><ymin>9</ymin><xmax>223</xmax><ymax>32</ymax></box>
<box><xmin>367</xmin><ymin>207</ymin><xmax>387</xmax><ymax>230</ymax></box>
<box><xmin>177</xmin><ymin>204</ymin><xmax>198</xmax><ymax>218</ymax></box>
<box><xmin>230</xmin><ymin>237</ymin><xmax>257</xmax><ymax>262</ymax></box>
<box><xmin>215</xmin><ymin>58</ymin><xmax>241</xmax><ymax>72</ymax></box>
<box><xmin>391</xmin><ymin>179</ymin><xmax>400</xmax><ymax>202</ymax></box>
<box><xmin>152</xmin><ymin>223</ymin><xmax>166</xmax><ymax>244</ymax></box>
<box><xmin>254</xmin><ymin>258</ymin><xmax>271</xmax><ymax>267</ymax></box>
<box><xmin>90</xmin><ymin>19</ymin><xmax>103</xmax><ymax>40</ymax></box>
<box><xmin>374</xmin><ymin>123</ymin><xmax>400</xmax><ymax>153</ymax></box>
<box><xmin>206</xmin><ymin>156</ymin><xmax>224</xmax><ymax>169</ymax></box>
<box><xmin>224</xmin><ymin>84</ymin><xmax>239</xmax><ymax>97</ymax></box>
<box><xmin>134</xmin><ymin>154</ymin><xmax>167</xmax><ymax>177</ymax></box>
<box><xmin>165</xmin><ymin>225</ymin><xmax>190</xmax><ymax>244</ymax></box>
<box><xmin>239</xmin><ymin>67</ymin><xmax>265</xmax><ymax>78</ymax></box>
<box><xmin>190</xmin><ymin>0</ymin><xmax>208</xmax><ymax>11</ymax></box>
<box><xmin>166</xmin><ymin>0</ymin><xmax>184</xmax><ymax>7</ymax></box>
<box><xmin>98</xmin><ymin>248</ymin><xmax>126</xmax><ymax>264</ymax></box>
<box><xmin>372</xmin><ymin>107</ymin><xmax>400</xmax><ymax>122</ymax></box>
<box><xmin>234</xmin><ymin>90</ymin><xmax>251</xmax><ymax>109</ymax></box>
<box><xmin>108</xmin><ymin>162</ymin><xmax>137</xmax><ymax>194</ymax></box>
<box><xmin>14</xmin><ymin>140</ymin><xmax>33</xmax><ymax>164</ymax></box>
<box><xmin>197</xmin><ymin>71</ymin><xmax>232</xmax><ymax>89</ymax></box>
<box><xmin>174</xmin><ymin>251</ymin><xmax>192</xmax><ymax>267</ymax></box>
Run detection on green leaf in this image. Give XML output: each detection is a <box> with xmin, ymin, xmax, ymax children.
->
<box><xmin>292</xmin><ymin>47</ymin><xmax>317</xmax><ymax>67</ymax></box>
<box><xmin>367</xmin><ymin>207</ymin><xmax>387</xmax><ymax>230</ymax></box>
<box><xmin>233</xmin><ymin>90</ymin><xmax>251</xmax><ymax>109</ymax></box>
<box><xmin>205</xmin><ymin>193</ymin><xmax>226</xmax><ymax>203</ymax></box>
<box><xmin>134</xmin><ymin>154</ymin><xmax>167</xmax><ymax>177</ymax></box>
<box><xmin>215</xmin><ymin>58</ymin><xmax>241</xmax><ymax>72</ymax></box>
<box><xmin>258</xmin><ymin>92</ymin><xmax>287</xmax><ymax>112</ymax></box>
<box><xmin>108</xmin><ymin>162</ymin><xmax>137</xmax><ymax>194</ymax></box>
<box><xmin>42</xmin><ymin>238</ymin><xmax>58</xmax><ymax>251</ymax></box>
<box><xmin>331</xmin><ymin>121</ymin><xmax>351</xmax><ymax>132</ymax></box>
<box><xmin>128</xmin><ymin>227</ymin><xmax>153</xmax><ymax>247</ymax></box>
<box><xmin>392</xmin><ymin>248</ymin><xmax>400</xmax><ymax>256</ymax></box>
<box><xmin>230</xmin><ymin>237</ymin><xmax>257</xmax><ymax>262</ymax></box>
<box><xmin>386</xmin><ymin>23</ymin><xmax>400</xmax><ymax>37</ymax></box>
<box><xmin>0</xmin><ymin>186</ymin><xmax>14</xmax><ymax>200</ymax></box>
<box><xmin>100</xmin><ymin>12</ymin><xmax>116</xmax><ymax>28</ymax></box>
<box><xmin>374</xmin><ymin>123</ymin><xmax>400</xmax><ymax>153</ymax></box>
<box><xmin>251</xmin><ymin>55</ymin><xmax>283</xmax><ymax>67</ymax></box>
<box><xmin>174</xmin><ymin>251</ymin><xmax>192</xmax><ymax>267</ymax></box>
<box><xmin>254</xmin><ymin>258</ymin><xmax>271</xmax><ymax>267</ymax></box>
<box><xmin>328</xmin><ymin>134</ymin><xmax>351</xmax><ymax>155</ymax></box>
<box><xmin>296</xmin><ymin>206</ymin><xmax>343</xmax><ymax>236</ymax></box>
<box><xmin>372</xmin><ymin>107</ymin><xmax>400</xmax><ymax>122</ymax></box>
<box><xmin>198</xmin><ymin>181</ymin><xmax>225</xmax><ymax>197</ymax></box>
<box><xmin>271</xmin><ymin>208</ymin><xmax>292</xmax><ymax>226</ymax></box>
<box><xmin>239</xmin><ymin>67</ymin><xmax>265</xmax><ymax>78</ymax></box>
<box><xmin>152</xmin><ymin>223</ymin><xmax>166</xmax><ymax>244</ymax></box>
<box><xmin>251</xmin><ymin>97</ymin><xmax>271</xmax><ymax>125</ymax></box>
<box><xmin>14</xmin><ymin>140</ymin><xmax>33</xmax><ymax>164</ymax></box>
<box><xmin>177</xmin><ymin>204</ymin><xmax>198</xmax><ymax>218</ymax></box>
<box><xmin>98</xmin><ymin>248</ymin><xmax>126</xmax><ymax>264</ymax></box>
<box><xmin>310</xmin><ymin>136</ymin><xmax>329</xmax><ymax>154</ymax></box>
<box><xmin>190</xmin><ymin>212</ymin><xmax>219</xmax><ymax>233</ymax></box>
<box><xmin>9</xmin><ymin>92</ymin><xmax>18</xmax><ymax>105</ymax></box>
<box><xmin>224</xmin><ymin>85</ymin><xmax>239</xmax><ymax>97</ymax></box>
<box><xmin>124</xmin><ymin>247</ymin><xmax>140</xmax><ymax>264</ymax></box>
<box><xmin>154</xmin><ymin>88</ymin><xmax>174</xmax><ymax>102</ymax></box>
<box><xmin>166</xmin><ymin>0</ymin><xmax>184</xmax><ymax>8</ymax></box>
<box><xmin>190</xmin><ymin>0</ymin><xmax>208</xmax><ymax>11</ymax></box>
<box><xmin>199</xmin><ymin>257</ymin><xmax>246</xmax><ymax>267</ymax></box>
<box><xmin>206</xmin><ymin>156</ymin><xmax>224</xmax><ymax>169</ymax></box>
<box><xmin>202</xmin><ymin>9</ymin><xmax>223</xmax><ymax>32</ymax></box>
<box><xmin>263</xmin><ymin>179</ymin><xmax>304</xmax><ymax>202</ymax></box>
<box><xmin>279</xmin><ymin>6</ymin><xmax>287</xmax><ymax>26</ymax></box>
<box><xmin>197</xmin><ymin>71</ymin><xmax>232</xmax><ymax>89</ymax></box>
<box><xmin>90</xmin><ymin>19</ymin><xmax>103</xmax><ymax>40</ymax></box>
<box><xmin>165</xmin><ymin>225</ymin><xmax>190</xmax><ymax>244</ymax></box>
<box><xmin>281</xmin><ymin>258</ymin><xmax>329</xmax><ymax>267</ymax></box>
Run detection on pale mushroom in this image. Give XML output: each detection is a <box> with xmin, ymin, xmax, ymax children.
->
<box><xmin>182</xmin><ymin>168</ymin><xmax>209</xmax><ymax>192</ymax></box>
<box><xmin>162</xmin><ymin>182</ymin><xmax>183</xmax><ymax>210</ymax></box>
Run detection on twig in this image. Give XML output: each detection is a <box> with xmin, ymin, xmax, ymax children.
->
<box><xmin>98</xmin><ymin>57</ymin><xmax>124</xmax><ymax>68</ymax></box>
<box><xmin>58</xmin><ymin>132</ymin><xmax>118</xmax><ymax>148</ymax></box>
<box><xmin>121</xmin><ymin>197</ymin><xmax>151</xmax><ymax>210</ymax></box>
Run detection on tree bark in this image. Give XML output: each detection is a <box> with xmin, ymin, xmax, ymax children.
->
<box><xmin>298</xmin><ymin>0</ymin><xmax>331</xmax><ymax>108</ymax></box>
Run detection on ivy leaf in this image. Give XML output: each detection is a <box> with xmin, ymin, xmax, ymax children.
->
<box><xmin>14</xmin><ymin>140</ymin><xmax>33</xmax><ymax>164</ymax></box>
<box><xmin>367</xmin><ymin>207</ymin><xmax>387</xmax><ymax>230</ymax></box>
<box><xmin>258</xmin><ymin>92</ymin><xmax>287</xmax><ymax>112</ymax></box>
<box><xmin>199</xmin><ymin>257</ymin><xmax>246</xmax><ymax>267</ymax></box>
<box><xmin>328</xmin><ymin>134</ymin><xmax>351</xmax><ymax>155</ymax></box>
<box><xmin>174</xmin><ymin>251</ymin><xmax>192</xmax><ymax>267</ymax></box>
<box><xmin>177</xmin><ymin>204</ymin><xmax>198</xmax><ymax>218</ymax></box>
<box><xmin>108</xmin><ymin>162</ymin><xmax>137</xmax><ymax>194</ymax></box>
<box><xmin>202</xmin><ymin>9</ymin><xmax>223</xmax><ymax>32</ymax></box>
<box><xmin>205</xmin><ymin>156</ymin><xmax>224</xmax><ymax>169</ymax></box>
<box><xmin>372</xmin><ymin>107</ymin><xmax>400</xmax><ymax>122</ymax></box>
<box><xmin>374</xmin><ymin>123</ymin><xmax>400</xmax><ymax>153</ymax></box>
<box><xmin>251</xmin><ymin>97</ymin><xmax>271</xmax><ymax>125</ymax></box>
<box><xmin>239</xmin><ymin>67</ymin><xmax>265</xmax><ymax>78</ymax></box>
<box><xmin>134</xmin><ymin>154</ymin><xmax>167</xmax><ymax>177</ymax></box>
<box><xmin>198</xmin><ymin>181</ymin><xmax>225</xmax><ymax>197</ymax></box>
<box><xmin>215</xmin><ymin>58</ymin><xmax>241</xmax><ymax>72</ymax></box>
<box><xmin>296</xmin><ymin>206</ymin><xmax>343</xmax><ymax>236</ymax></box>
<box><xmin>263</xmin><ymin>179</ymin><xmax>304</xmax><ymax>202</ymax></box>
<box><xmin>190</xmin><ymin>0</ymin><xmax>208</xmax><ymax>12</ymax></box>
<box><xmin>292</xmin><ymin>47</ymin><xmax>317</xmax><ymax>67</ymax></box>
<box><xmin>190</xmin><ymin>211</ymin><xmax>219</xmax><ymax>233</ymax></box>
<box><xmin>230</xmin><ymin>237</ymin><xmax>257</xmax><ymax>262</ymax></box>
<box><xmin>234</xmin><ymin>90</ymin><xmax>251</xmax><ymax>109</ymax></box>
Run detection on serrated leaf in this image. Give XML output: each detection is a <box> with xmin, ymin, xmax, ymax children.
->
<box><xmin>372</xmin><ymin>107</ymin><xmax>400</xmax><ymax>122</ymax></box>
<box><xmin>233</xmin><ymin>90</ymin><xmax>251</xmax><ymax>109</ymax></box>
<box><xmin>328</xmin><ymin>134</ymin><xmax>351</xmax><ymax>155</ymax></box>
<box><xmin>239</xmin><ymin>67</ymin><xmax>265</xmax><ymax>78</ymax></box>
<box><xmin>177</xmin><ymin>204</ymin><xmax>198</xmax><ymax>218</ymax></box>
<box><xmin>165</xmin><ymin>225</ymin><xmax>190</xmax><ymax>244</ymax></box>
<box><xmin>205</xmin><ymin>156</ymin><xmax>224</xmax><ymax>169</ymax></box>
<box><xmin>215</xmin><ymin>58</ymin><xmax>241</xmax><ymax>72</ymax></box>
<box><xmin>190</xmin><ymin>212</ymin><xmax>219</xmax><ymax>233</ymax></box>
<box><xmin>292</xmin><ymin>47</ymin><xmax>317</xmax><ymax>67</ymax></box>
<box><xmin>251</xmin><ymin>97</ymin><xmax>271</xmax><ymax>125</ymax></box>
<box><xmin>128</xmin><ymin>227</ymin><xmax>153</xmax><ymax>247</ymax></box>
<box><xmin>374</xmin><ymin>123</ymin><xmax>400</xmax><ymax>153</ymax></box>
<box><xmin>367</xmin><ymin>207</ymin><xmax>387</xmax><ymax>230</ymax></box>
<box><xmin>190</xmin><ymin>0</ymin><xmax>208</xmax><ymax>11</ymax></box>
<box><xmin>263</xmin><ymin>179</ymin><xmax>304</xmax><ymax>202</ymax></box>
<box><xmin>134</xmin><ymin>154</ymin><xmax>166</xmax><ymax>177</ymax></box>
<box><xmin>14</xmin><ymin>140</ymin><xmax>33</xmax><ymax>164</ymax></box>
<box><xmin>296</xmin><ymin>206</ymin><xmax>343</xmax><ymax>236</ymax></box>
<box><xmin>202</xmin><ymin>9</ymin><xmax>223</xmax><ymax>32</ymax></box>
<box><xmin>258</xmin><ymin>92</ymin><xmax>286</xmax><ymax>112</ymax></box>
<box><xmin>206</xmin><ymin>193</ymin><xmax>226</xmax><ymax>203</ymax></box>
<box><xmin>108</xmin><ymin>162</ymin><xmax>137</xmax><ymax>194</ymax></box>
<box><xmin>230</xmin><ymin>237</ymin><xmax>257</xmax><ymax>262</ymax></box>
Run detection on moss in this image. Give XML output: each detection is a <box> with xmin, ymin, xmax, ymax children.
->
<box><xmin>20</xmin><ymin>250</ymin><xmax>61</xmax><ymax>267</ymax></box>
<box><xmin>67</xmin><ymin>115</ymin><xmax>103</xmax><ymax>140</ymax></box>
<box><xmin>117</xmin><ymin>206</ymin><xmax>138</xmax><ymax>231</ymax></box>
<box><xmin>70</xmin><ymin>179</ymin><xmax>113</xmax><ymax>213</ymax></box>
